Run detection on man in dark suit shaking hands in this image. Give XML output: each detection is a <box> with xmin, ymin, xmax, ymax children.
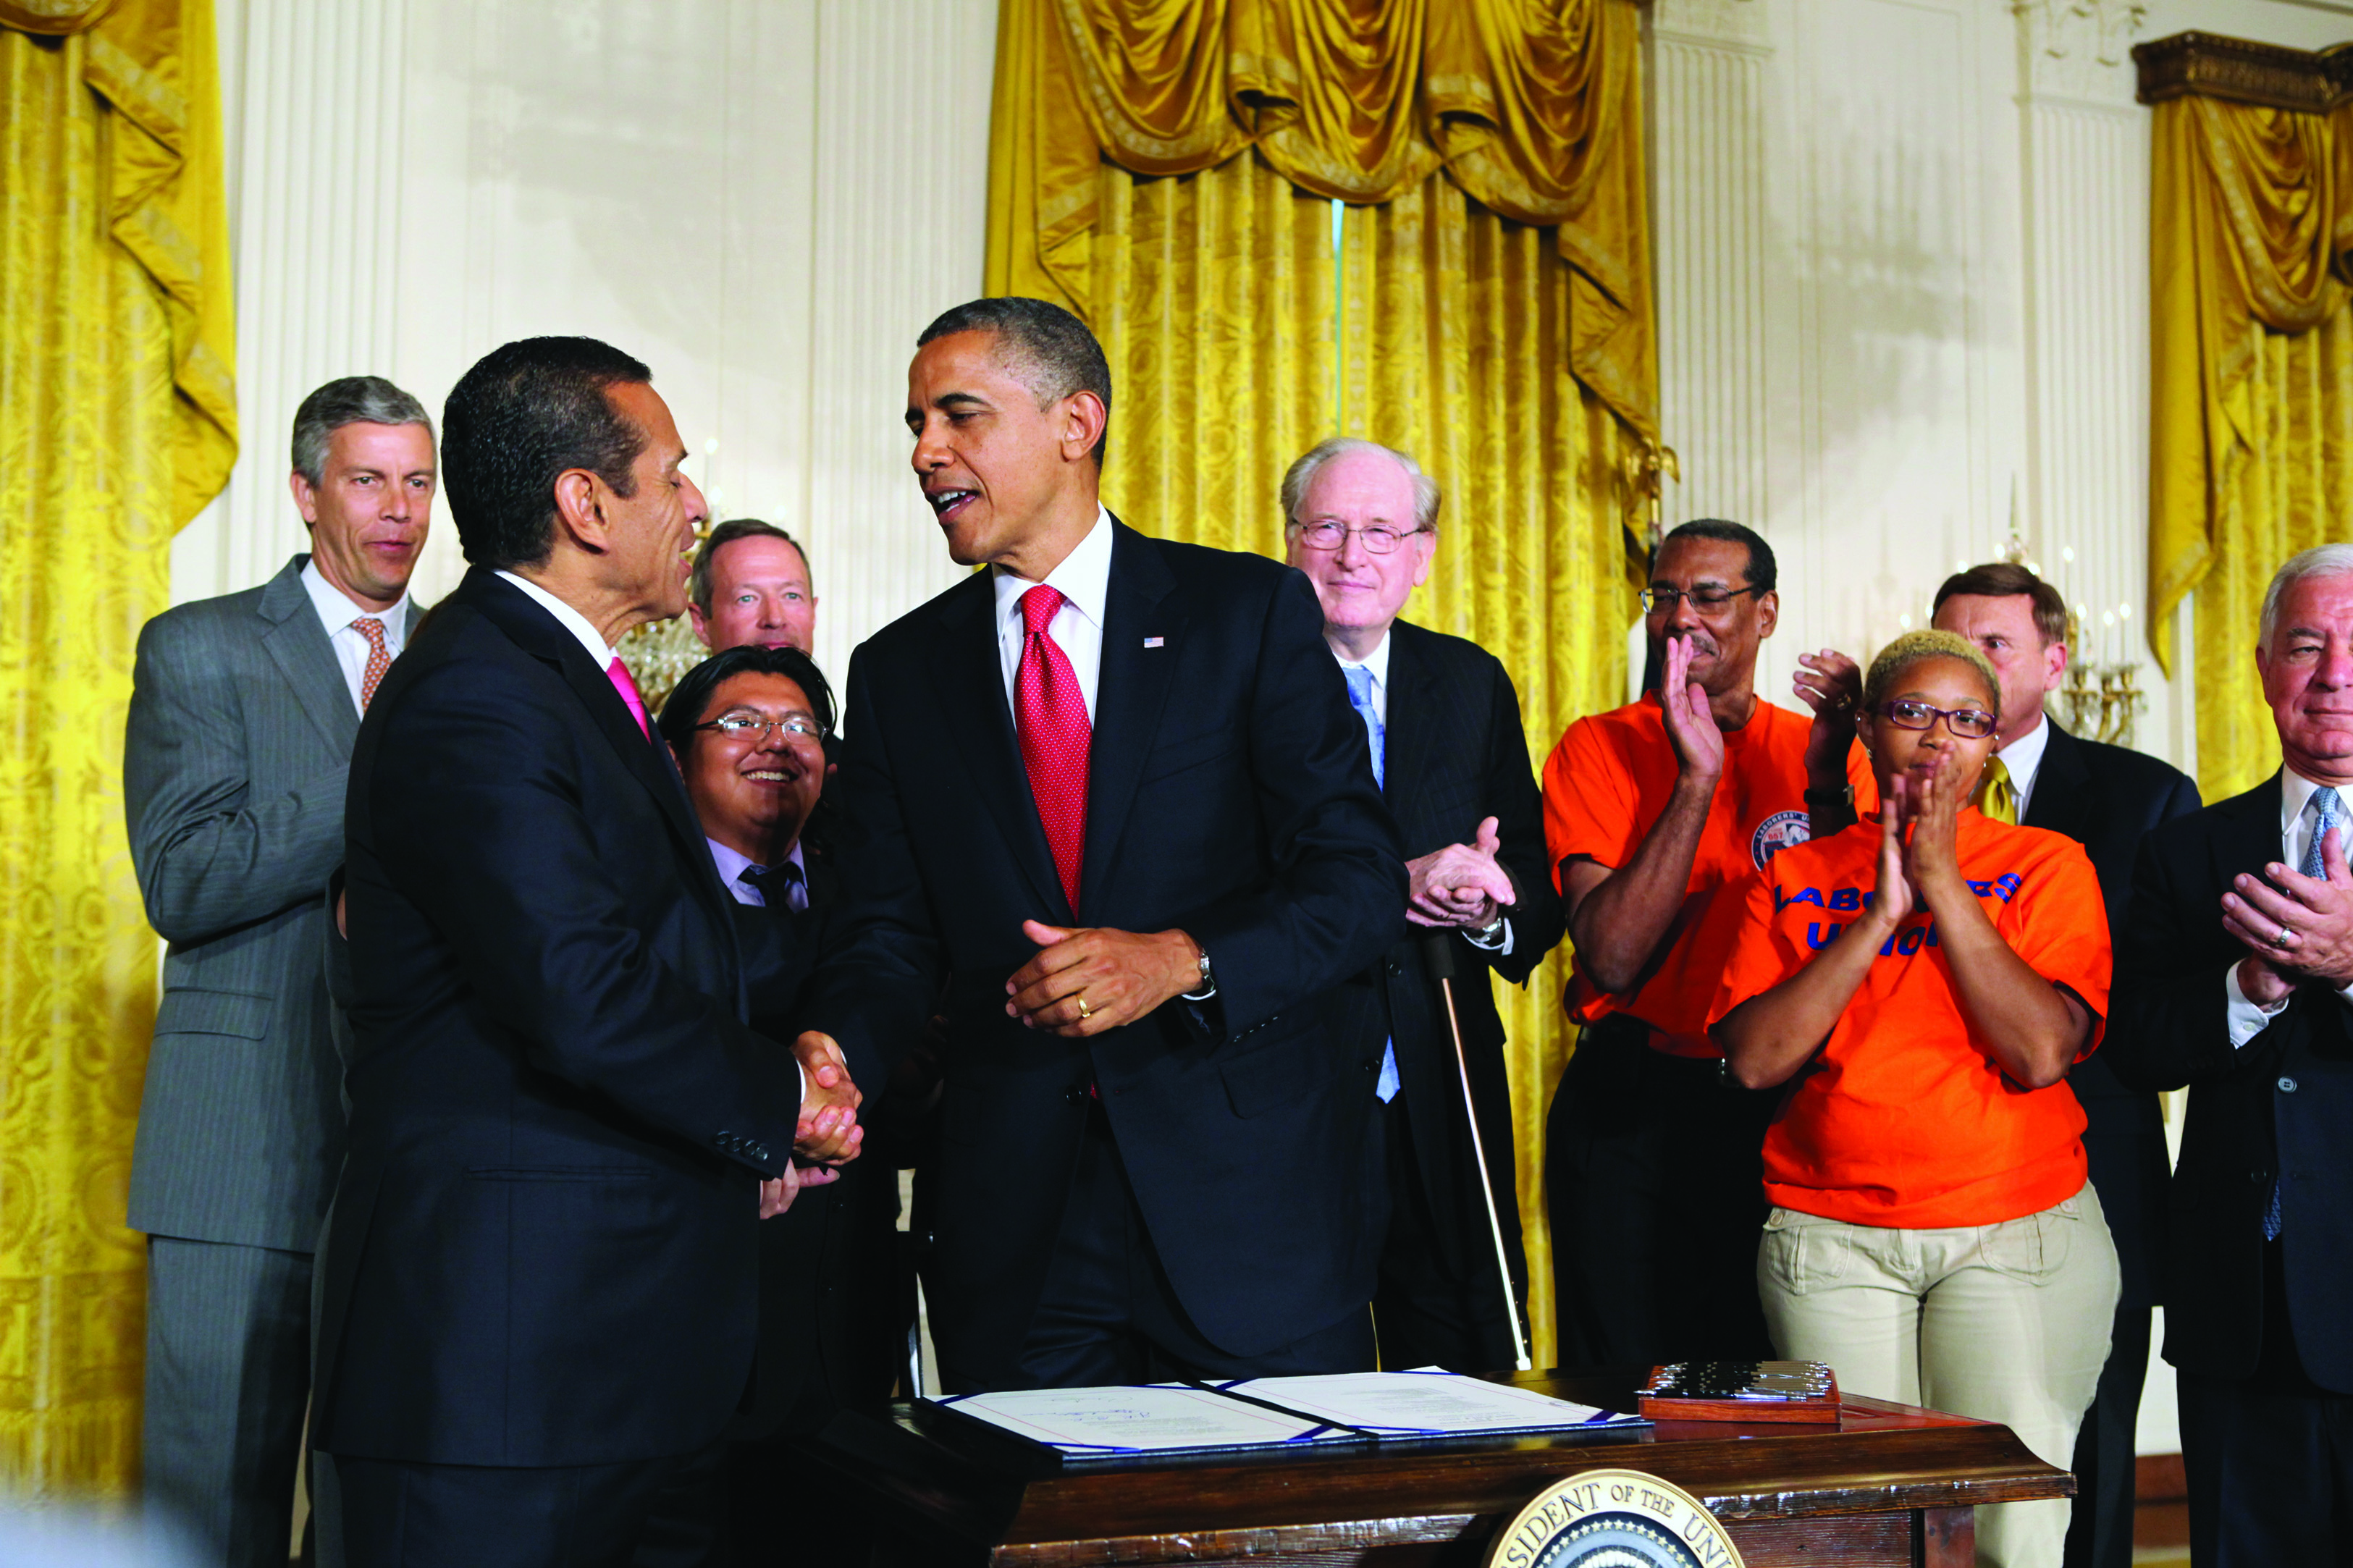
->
<box><xmin>313</xmin><ymin>337</ymin><xmax>860</xmax><ymax>1565</ymax></box>
<box><xmin>2110</xmin><ymin>544</ymin><xmax>2353</xmax><ymax>1566</ymax></box>
<box><xmin>1931</xmin><ymin>563</ymin><xmax>2200</xmax><ymax>1568</ymax></box>
<box><xmin>1279</xmin><ymin>438</ymin><xmax>1565</xmax><ymax>1373</ymax></box>
<box><xmin>809</xmin><ymin>298</ymin><xmax>1407</xmax><ymax>1392</ymax></box>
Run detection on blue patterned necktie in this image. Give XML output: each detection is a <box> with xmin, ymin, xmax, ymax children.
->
<box><xmin>2261</xmin><ymin>785</ymin><xmax>2339</xmax><ymax>1243</ymax></box>
<box><xmin>1343</xmin><ymin>664</ymin><xmax>1386</xmax><ymax>789</ymax></box>
<box><xmin>1342</xmin><ymin>662</ymin><xmax>1399</xmax><ymax>1103</ymax></box>
<box><xmin>2302</xmin><ymin>786</ymin><xmax>2342</xmax><ymax>879</ymax></box>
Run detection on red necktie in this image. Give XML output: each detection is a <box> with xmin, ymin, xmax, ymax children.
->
<box><xmin>353</xmin><ymin>617</ymin><xmax>392</xmax><ymax>710</ymax></box>
<box><xmin>606</xmin><ymin>655</ymin><xmax>649</xmax><ymax>740</ymax></box>
<box><xmin>1016</xmin><ymin>585</ymin><xmax>1090</xmax><ymax>910</ymax></box>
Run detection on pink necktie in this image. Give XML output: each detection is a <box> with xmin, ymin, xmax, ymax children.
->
<box><xmin>1015</xmin><ymin>586</ymin><xmax>1090</xmax><ymax>911</ymax></box>
<box><xmin>606</xmin><ymin>656</ymin><xmax>649</xmax><ymax>739</ymax></box>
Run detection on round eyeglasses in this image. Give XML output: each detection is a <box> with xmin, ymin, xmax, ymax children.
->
<box><xmin>1876</xmin><ymin>699</ymin><xmax>1996</xmax><ymax>740</ymax></box>
<box><xmin>1292</xmin><ymin>520</ymin><xmax>1427</xmax><ymax>555</ymax></box>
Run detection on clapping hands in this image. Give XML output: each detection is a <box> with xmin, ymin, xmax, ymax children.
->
<box><xmin>1407</xmin><ymin>816</ymin><xmax>1518</xmax><ymax>928</ymax></box>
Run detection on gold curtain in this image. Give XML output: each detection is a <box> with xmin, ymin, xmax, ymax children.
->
<box><xmin>2149</xmin><ymin>93</ymin><xmax>2353</xmax><ymax>801</ymax></box>
<box><xmin>988</xmin><ymin>0</ymin><xmax>1656</xmax><ymax>445</ymax></box>
<box><xmin>988</xmin><ymin>0</ymin><xmax>1652</xmax><ymax>1367</ymax></box>
<box><xmin>1</xmin><ymin>0</ymin><xmax>235</xmax><ymax>1495</ymax></box>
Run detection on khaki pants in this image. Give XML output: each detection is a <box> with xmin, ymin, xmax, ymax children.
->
<box><xmin>1757</xmin><ymin>1185</ymin><xmax>2120</xmax><ymax>1568</ymax></box>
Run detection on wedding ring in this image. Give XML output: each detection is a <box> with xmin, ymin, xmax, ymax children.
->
<box><xmin>2275</xmin><ymin>926</ymin><xmax>2294</xmax><ymax>948</ymax></box>
<box><xmin>1075</xmin><ymin>995</ymin><xmax>1093</xmax><ymax>1021</ymax></box>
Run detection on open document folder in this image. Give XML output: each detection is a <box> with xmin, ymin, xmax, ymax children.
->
<box><xmin>917</xmin><ymin>1370</ymin><xmax>1646</xmax><ymax>1465</ymax></box>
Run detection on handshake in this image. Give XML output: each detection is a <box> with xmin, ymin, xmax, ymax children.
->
<box><xmin>758</xmin><ymin>1030</ymin><xmax>864</xmax><ymax>1219</ymax></box>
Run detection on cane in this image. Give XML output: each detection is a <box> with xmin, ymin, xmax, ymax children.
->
<box><xmin>1421</xmin><ymin>932</ymin><xmax>1533</xmax><ymax>1371</ymax></box>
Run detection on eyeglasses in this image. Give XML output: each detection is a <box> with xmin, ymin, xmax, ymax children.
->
<box><xmin>1875</xmin><ymin>699</ymin><xmax>1996</xmax><ymax>740</ymax></box>
<box><xmin>1640</xmin><ymin>585</ymin><xmax>1761</xmax><ymax>615</ymax></box>
<box><xmin>1292</xmin><ymin>520</ymin><xmax>1428</xmax><ymax>555</ymax></box>
<box><xmin>696</xmin><ymin>713</ymin><xmax>822</xmax><ymax>742</ymax></box>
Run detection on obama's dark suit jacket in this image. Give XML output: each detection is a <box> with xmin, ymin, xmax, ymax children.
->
<box><xmin>807</xmin><ymin>519</ymin><xmax>1407</xmax><ymax>1391</ymax></box>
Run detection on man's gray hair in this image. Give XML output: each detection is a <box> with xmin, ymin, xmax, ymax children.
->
<box><xmin>1279</xmin><ymin>438</ymin><xmax>1441</xmax><ymax>535</ymax></box>
<box><xmin>291</xmin><ymin>375</ymin><xmax>434</xmax><ymax>484</ymax></box>
<box><xmin>2260</xmin><ymin>542</ymin><xmax>2353</xmax><ymax>646</ymax></box>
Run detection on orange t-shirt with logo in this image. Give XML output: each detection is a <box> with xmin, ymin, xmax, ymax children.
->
<box><xmin>1701</xmin><ymin>812</ymin><xmax>2110</xmax><ymax>1229</ymax></box>
<box><xmin>1542</xmin><ymin>694</ymin><xmax>1874</xmax><ymax>1057</ymax></box>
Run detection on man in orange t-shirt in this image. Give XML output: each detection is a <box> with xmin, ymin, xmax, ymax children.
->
<box><xmin>1541</xmin><ymin>519</ymin><xmax>1872</xmax><ymax>1367</ymax></box>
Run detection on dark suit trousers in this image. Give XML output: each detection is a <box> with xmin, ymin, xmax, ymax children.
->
<box><xmin>338</xmin><ymin>1443</ymin><xmax>726</xmax><ymax>1568</ymax></box>
<box><xmin>2061</xmin><ymin>1113</ymin><xmax>2167</xmax><ymax>1568</ymax></box>
<box><xmin>143</xmin><ymin>1236</ymin><xmax>312</xmax><ymax>1568</ymax></box>
<box><xmin>2179</xmin><ymin>1240</ymin><xmax>2353</xmax><ymax>1567</ymax></box>
<box><xmin>1374</xmin><ymin>1094</ymin><xmax>1520</xmax><ymax>1373</ymax></box>
<box><xmin>998</xmin><ymin>1104</ymin><xmax>1375</xmax><ymax>1391</ymax></box>
<box><xmin>1546</xmin><ymin>1022</ymin><xmax>1777</xmax><ymax>1367</ymax></box>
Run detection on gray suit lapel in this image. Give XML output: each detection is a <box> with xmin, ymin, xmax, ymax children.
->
<box><xmin>258</xmin><ymin>557</ymin><xmax>360</xmax><ymax>756</ymax></box>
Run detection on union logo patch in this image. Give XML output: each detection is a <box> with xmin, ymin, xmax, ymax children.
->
<box><xmin>1750</xmin><ymin>809</ymin><xmax>1811</xmax><ymax>870</ymax></box>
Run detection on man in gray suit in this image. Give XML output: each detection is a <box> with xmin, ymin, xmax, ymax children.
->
<box><xmin>125</xmin><ymin>376</ymin><xmax>436</xmax><ymax>1566</ymax></box>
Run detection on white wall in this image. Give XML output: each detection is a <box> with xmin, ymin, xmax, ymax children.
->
<box><xmin>180</xmin><ymin>0</ymin><xmax>997</xmax><ymax>685</ymax></box>
<box><xmin>1647</xmin><ymin>0</ymin><xmax>2353</xmax><ymax>1457</ymax></box>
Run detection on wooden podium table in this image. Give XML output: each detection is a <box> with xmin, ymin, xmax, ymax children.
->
<box><xmin>797</xmin><ymin>1368</ymin><xmax>2072</xmax><ymax>1567</ymax></box>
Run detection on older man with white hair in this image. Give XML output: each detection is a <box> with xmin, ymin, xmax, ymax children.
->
<box><xmin>1281</xmin><ymin>437</ymin><xmax>1565</xmax><ymax>1373</ymax></box>
<box><xmin>2109</xmin><ymin>542</ymin><xmax>2353</xmax><ymax>1564</ymax></box>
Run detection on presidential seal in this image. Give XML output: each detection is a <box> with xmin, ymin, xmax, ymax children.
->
<box><xmin>1484</xmin><ymin>1467</ymin><xmax>1745</xmax><ymax>1568</ymax></box>
<box><xmin>1749</xmin><ymin>808</ymin><xmax>1810</xmax><ymax>870</ymax></box>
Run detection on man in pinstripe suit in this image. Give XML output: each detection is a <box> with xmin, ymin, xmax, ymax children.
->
<box><xmin>125</xmin><ymin>376</ymin><xmax>436</xmax><ymax>1567</ymax></box>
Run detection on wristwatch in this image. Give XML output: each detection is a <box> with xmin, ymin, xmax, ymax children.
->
<box><xmin>1182</xmin><ymin>945</ymin><xmax>1217</xmax><ymax>1001</ymax></box>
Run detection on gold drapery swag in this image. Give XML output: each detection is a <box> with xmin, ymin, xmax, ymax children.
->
<box><xmin>984</xmin><ymin>0</ymin><xmax>1654</xmax><ymax>1366</ymax></box>
<box><xmin>988</xmin><ymin>0</ymin><xmax>1657</xmax><ymax>444</ymax></box>
<box><xmin>1</xmin><ymin>0</ymin><xmax>235</xmax><ymax>1494</ymax></box>
<box><xmin>2148</xmin><ymin>85</ymin><xmax>2353</xmax><ymax>800</ymax></box>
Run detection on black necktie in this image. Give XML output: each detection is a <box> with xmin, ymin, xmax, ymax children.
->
<box><xmin>738</xmin><ymin>860</ymin><xmax>804</xmax><ymax>910</ymax></box>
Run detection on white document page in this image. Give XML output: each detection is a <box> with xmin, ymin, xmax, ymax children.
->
<box><xmin>1218</xmin><ymin>1371</ymin><xmax>1643</xmax><ymax>1436</ymax></box>
<box><xmin>931</xmin><ymin>1383</ymin><xmax>1360</xmax><ymax>1454</ymax></box>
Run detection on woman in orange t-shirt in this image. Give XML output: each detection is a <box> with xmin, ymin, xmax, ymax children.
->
<box><xmin>1704</xmin><ymin>630</ymin><xmax>2119</xmax><ymax>1568</ymax></box>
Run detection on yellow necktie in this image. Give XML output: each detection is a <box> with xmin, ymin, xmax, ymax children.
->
<box><xmin>1977</xmin><ymin>756</ymin><xmax>2016</xmax><ymax>824</ymax></box>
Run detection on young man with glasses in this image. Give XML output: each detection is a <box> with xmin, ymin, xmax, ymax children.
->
<box><xmin>1280</xmin><ymin>437</ymin><xmax>1566</xmax><ymax>1374</ymax></box>
<box><xmin>657</xmin><ymin>644</ymin><xmax>909</xmax><ymax>1564</ymax></box>
<box><xmin>1540</xmin><ymin>518</ymin><xmax>1872</xmax><ymax>1370</ymax></box>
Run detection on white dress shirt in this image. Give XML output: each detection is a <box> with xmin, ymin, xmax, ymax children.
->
<box><xmin>302</xmin><ymin>559</ymin><xmax>411</xmax><ymax>715</ymax></box>
<box><xmin>993</xmin><ymin>505</ymin><xmax>1113</xmax><ymax>721</ymax></box>
<box><xmin>2223</xmin><ymin>766</ymin><xmax>2353</xmax><ymax>1046</ymax></box>
<box><xmin>1992</xmin><ymin>714</ymin><xmax>2052</xmax><ymax>823</ymax></box>
<box><xmin>494</xmin><ymin>570</ymin><xmax>618</xmax><ymax>667</ymax></box>
<box><xmin>710</xmin><ymin>838</ymin><xmax>809</xmax><ymax>911</ymax></box>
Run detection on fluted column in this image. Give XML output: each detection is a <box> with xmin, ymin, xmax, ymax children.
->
<box><xmin>172</xmin><ymin>0</ymin><xmax>412</xmax><ymax>604</ymax></box>
<box><xmin>1649</xmin><ymin>0</ymin><xmax>1772</xmax><ymax>532</ymax></box>
<box><xmin>2013</xmin><ymin>0</ymin><xmax>2184</xmax><ymax>767</ymax></box>
<box><xmin>798</xmin><ymin>0</ymin><xmax>998</xmax><ymax>684</ymax></box>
